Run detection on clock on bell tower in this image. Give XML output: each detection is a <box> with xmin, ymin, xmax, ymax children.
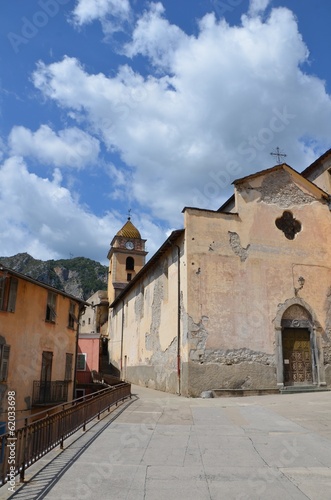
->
<box><xmin>107</xmin><ymin>217</ymin><xmax>147</xmax><ymax>304</ymax></box>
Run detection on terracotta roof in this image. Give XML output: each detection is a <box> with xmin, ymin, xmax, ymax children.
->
<box><xmin>0</xmin><ymin>265</ymin><xmax>89</xmax><ymax>305</ymax></box>
<box><xmin>116</xmin><ymin>219</ymin><xmax>141</xmax><ymax>239</ymax></box>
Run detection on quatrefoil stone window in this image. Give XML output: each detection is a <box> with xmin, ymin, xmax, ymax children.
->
<box><xmin>275</xmin><ymin>211</ymin><xmax>302</xmax><ymax>240</ymax></box>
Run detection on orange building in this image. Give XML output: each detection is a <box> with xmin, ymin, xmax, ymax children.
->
<box><xmin>0</xmin><ymin>266</ymin><xmax>86</xmax><ymax>422</ymax></box>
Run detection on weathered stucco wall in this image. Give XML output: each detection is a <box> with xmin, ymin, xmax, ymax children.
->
<box><xmin>0</xmin><ymin>275</ymin><xmax>78</xmax><ymax>418</ymax></box>
<box><xmin>78</xmin><ymin>337</ymin><xmax>100</xmax><ymax>373</ymax></box>
<box><xmin>109</xmin><ymin>233</ymin><xmax>187</xmax><ymax>394</ymax></box>
<box><xmin>184</xmin><ymin>167</ymin><xmax>331</xmax><ymax>396</ymax></box>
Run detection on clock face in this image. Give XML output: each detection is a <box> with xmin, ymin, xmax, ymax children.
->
<box><xmin>125</xmin><ymin>241</ymin><xmax>134</xmax><ymax>250</ymax></box>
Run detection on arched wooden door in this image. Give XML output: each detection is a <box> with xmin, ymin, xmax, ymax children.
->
<box><xmin>282</xmin><ymin>328</ymin><xmax>312</xmax><ymax>385</ymax></box>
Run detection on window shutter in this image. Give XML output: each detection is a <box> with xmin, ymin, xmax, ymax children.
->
<box><xmin>46</xmin><ymin>292</ymin><xmax>57</xmax><ymax>322</ymax></box>
<box><xmin>0</xmin><ymin>277</ymin><xmax>8</xmax><ymax>311</ymax></box>
<box><xmin>65</xmin><ymin>353</ymin><xmax>73</xmax><ymax>380</ymax></box>
<box><xmin>77</xmin><ymin>354</ymin><xmax>86</xmax><ymax>371</ymax></box>
<box><xmin>0</xmin><ymin>345</ymin><xmax>10</xmax><ymax>381</ymax></box>
<box><xmin>7</xmin><ymin>278</ymin><xmax>18</xmax><ymax>312</ymax></box>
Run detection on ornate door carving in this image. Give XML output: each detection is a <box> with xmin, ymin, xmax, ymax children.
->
<box><xmin>282</xmin><ymin>328</ymin><xmax>312</xmax><ymax>385</ymax></box>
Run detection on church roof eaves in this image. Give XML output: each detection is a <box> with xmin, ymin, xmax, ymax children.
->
<box><xmin>301</xmin><ymin>148</ymin><xmax>331</xmax><ymax>178</ymax></box>
<box><xmin>182</xmin><ymin>206</ymin><xmax>238</xmax><ymax>216</ymax></box>
<box><xmin>182</xmin><ymin>206</ymin><xmax>237</xmax><ymax>214</ymax></box>
<box><xmin>110</xmin><ymin>229</ymin><xmax>185</xmax><ymax>308</ymax></box>
<box><xmin>217</xmin><ymin>194</ymin><xmax>235</xmax><ymax>213</ymax></box>
<box><xmin>232</xmin><ymin>163</ymin><xmax>289</xmax><ymax>184</ymax></box>
<box><xmin>233</xmin><ymin>163</ymin><xmax>329</xmax><ymax>200</ymax></box>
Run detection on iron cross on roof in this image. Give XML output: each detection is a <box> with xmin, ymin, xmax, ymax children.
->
<box><xmin>270</xmin><ymin>147</ymin><xmax>287</xmax><ymax>164</ymax></box>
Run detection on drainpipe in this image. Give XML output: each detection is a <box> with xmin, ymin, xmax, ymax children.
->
<box><xmin>175</xmin><ymin>244</ymin><xmax>181</xmax><ymax>395</ymax></box>
<box><xmin>167</xmin><ymin>239</ymin><xmax>181</xmax><ymax>395</ymax></box>
<box><xmin>73</xmin><ymin>303</ymin><xmax>85</xmax><ymax>400</ymax></box>
<box><xmin>166</xmin><ymin>242</ymin><xmax>181</xmax><ymax>395</ymax></box>
<box><xmin>120</xmin><ymin>299</ymin><xmax>125</xmax><ymax>380</ymax></box>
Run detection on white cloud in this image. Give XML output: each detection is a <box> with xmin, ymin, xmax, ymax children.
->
<box><xmin>71</xmin><ymin>0</ymin><xmax>131</xmax><ymax>34</ymax></box>
<box><xmin>248</xmin><ymin>0</ymin><xmax>271</xmax><ymax>16</ymax></box>
<box><xmin>124</xmin><ymin>2</ymin><xmax>187</xmax><ymax>71</ymax></box>
<box><xmin>0</xmin><ymin>137</ymin><xmax>6</xmax><ymax>162</ymax></box>
<box><xmin>8</xmin><ymin>125</ymin><xmax>100</xmax><ymax>169</ymax></box>
<box><xmin>0</xmin><ymin>156</ymin><xmax>166</xmax><ymax>262</ymax></box>
<box><xmin>33</xmin><ymin>4</ymin><xmax>331</xmax><ymax>223</ymax></box>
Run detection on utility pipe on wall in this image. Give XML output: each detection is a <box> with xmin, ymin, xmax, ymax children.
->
<box><xmin>73</xmin><ymin>303</ymin><xmax>86</xmax><ymax>400</ymax></box>
<box><xmin>120</xmin><ymin>299</ymin><xmax>125</xmax><ymax>378</ymax></box>
<box><xmin>173</xmin><ymin>243</ymin><xmax>181</xmax><ymax>395</ymax></box>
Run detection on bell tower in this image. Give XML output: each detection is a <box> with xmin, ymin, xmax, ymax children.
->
<box><xmin>107</xmin><ymin>217</ymin><xmax>147</xmax><ymax>304</ymax></box>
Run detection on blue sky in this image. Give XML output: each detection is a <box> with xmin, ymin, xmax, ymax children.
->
<box><xmin>1</xmin><ymin>0</ymin><xmax>331</xmax><ymax>264</ymax></box>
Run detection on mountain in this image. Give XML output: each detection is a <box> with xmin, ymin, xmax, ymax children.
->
<box><xmin>0</xmin><ymin>253</ymin><xmax>108</xmax><ymax>300</ymax></box>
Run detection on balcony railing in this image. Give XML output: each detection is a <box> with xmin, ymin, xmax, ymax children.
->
<box><xmin>32</xmin><ymin>380</ymin><xmax>69</xmax><ymax>405</ymax></box>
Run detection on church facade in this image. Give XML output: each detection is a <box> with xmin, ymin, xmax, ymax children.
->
<box><xmin>107</xmin><ymin>150</ymin><xmax>331</xmax><ymax>396</ymax></box>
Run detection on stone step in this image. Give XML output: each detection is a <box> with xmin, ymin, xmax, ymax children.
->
<box><xmin>280</xmin><ymin>386</ymin><xmax>330</xmax><ymax>394</ymax></box>
<box><xmin>208</xmin><ymin>388</ymin><xmax>280</xmax><ymax>398</ymax></box>
<box><xmin>202</xmin><ymin>387</ymin><xmax>331</xmax><ymax>398</ymax></box>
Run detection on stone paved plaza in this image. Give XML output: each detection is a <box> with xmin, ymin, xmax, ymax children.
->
<box><xmin>1</xmin><ymin>386</ymin><xmax>331</xmax><ymax>500</ymax></box>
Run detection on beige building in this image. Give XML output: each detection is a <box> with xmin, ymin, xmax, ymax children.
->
<box><xmin>107</xmin><ymin>150</ymin><xmax>331</xmax><ymax>396</ymax></box>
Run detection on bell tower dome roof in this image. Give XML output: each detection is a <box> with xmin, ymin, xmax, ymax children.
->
<box><xmin>116</xmin><ymin>218</ymin><xmax>141</xmax><ymax>239</ymax></box>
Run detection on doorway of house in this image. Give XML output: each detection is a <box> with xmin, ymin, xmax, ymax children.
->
<box><xmin>282</xmin><ymin>328</ymin><xmax>312</xmax><ymax>386</ymax></box>
<box><xmin>40</xmin><ymin>350</ymin><xmax>53</xmax><ymax>402</ymax></box>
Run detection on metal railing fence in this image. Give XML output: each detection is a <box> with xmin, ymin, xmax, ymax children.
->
<box><xmin>0</xmin><ymin>382</ymin><xmax>131</xmax><ymax>485</ymax></box>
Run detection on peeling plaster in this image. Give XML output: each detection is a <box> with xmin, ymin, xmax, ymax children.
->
<box><xmin>228</xmin><ymin>232</ymin><xmax>250</xmax><ymax>262</ymax></box>
<box><xmin>180</xmin><ymin>291</ymin><xmax>188</xmax><ymax>345</ymax></box>
<box><xmin>260</xmin><ymin>170</ymin><xmax>316</xmax><ymax>207</ymax></box>
<box><xmin>150</xmin><ymin>280</ymin><xmax>163</xmax><ymax>337</ymax></box>
<box><xmin>143</xmin><ymin>276</ymin><xmax>177</xmax><ymax>388</ymax></box>
<box><xmin>237</xmin><ymin>170</ymin><xmax>317</xmax><ymax>207</ymax></box>
<box><xmin>134</xmin><ymin>289</ymin><xmax>144</xmax><ymax>322</ymax></box>
<box><xmin>189</xmin><ymin>315</ymin><xmax>209</xmax><ymax>360</ymax></box>
<box><xmin>202</xmin><ymin>347</ymin><xmax>275</xmax><ymax>366</ymax></box>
